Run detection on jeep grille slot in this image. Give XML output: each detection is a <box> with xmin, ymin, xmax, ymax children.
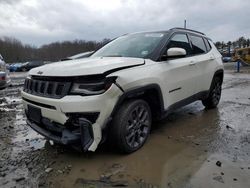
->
<box><xmin>23</xmin><ymin>78</ymin><xmax>71</xmax><ymax>99</ymax></box>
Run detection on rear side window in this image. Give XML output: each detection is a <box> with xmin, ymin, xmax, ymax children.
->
<box><xmin>190</xmin><ymin>35</ymin><xmax>207</xmax><ymax>55</ymax></box>
<box><xmin>204</xmin><ymin>38</ymin><xmax>211</xmax><ymax>51</ymax></box>
<box><xmin>166</xmin><ymin>34</ymin><xmax>192</xmax><ymax>55</ymax></box>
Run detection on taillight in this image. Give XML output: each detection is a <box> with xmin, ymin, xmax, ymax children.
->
<box><xmin>0</xmin><ymin>76</ymin><xmax>6</xmax><ymax>81</ymax></box>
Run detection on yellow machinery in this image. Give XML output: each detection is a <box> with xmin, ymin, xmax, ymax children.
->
<box><xmin>232</xmin><ymin>47</ymin><xmax>250</xmax><ymax>66</ymax></box>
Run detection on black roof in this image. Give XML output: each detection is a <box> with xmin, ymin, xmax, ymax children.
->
<box><xmin>128</xmin><ymin>27</ymin><xmax>205</xmax><ymax>36</ymax></box>
<box><xmin>170</xmin><ymin>27</ymin><xmax>205</xmax><ymax>35</ymax></box>
<box><xmin>124</xmin><ymin>27</ymin><xmax>211</xmax><ymax>41</ymax></box>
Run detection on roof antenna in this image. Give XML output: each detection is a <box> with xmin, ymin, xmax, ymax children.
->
<box><xmin>184</xmin><ymin>19</ymin><xmax>187</xmax><ymax>29</ymax></box>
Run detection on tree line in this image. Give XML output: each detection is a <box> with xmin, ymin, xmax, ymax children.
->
<box><xmin>1</xmin><ymin>35</ymin><xmax>250</xmax><ymax>63</ymax></box>
<box><xmin>215</xmin><ymin>37</ymin><xmax>250</xmax><ymax>51</ymax></box>
<box><xmin>0</xmin><ymin>37</ymin><xmax>110</xmax><ymax>63</ymax></box>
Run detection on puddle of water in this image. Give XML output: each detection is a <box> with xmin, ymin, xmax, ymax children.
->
<box><xmin>2</xmin><ymin>70</ymin><xmax>250</xmax><ymax>188</ymax></box>
<box><xmin>12</xmin><ymin>110</ymin><xmax>46</xmax><ymax>151</ymax></box>
<box><xmin>13</xmin><ymin>127</ymin><xmax>46</xmax><ymax>151</ymax></box>
<box><xmin>0</xmin><ymin>96</ymin><xmax>23</xmax><ymax>111</ymax></box>
<box><xmin>48</xmin><ymin>75</ymin><xmax>250</xmax><ymax>187</ymax></box>
<box><xmin>4</xmin><ymin>96</ymin><xmax>22</xmax><ymax>103</ymax></box>
<box><xmin>186</xmin><ymin>154</ymin><xmax>250</xmax><ymax>188</ymax></box>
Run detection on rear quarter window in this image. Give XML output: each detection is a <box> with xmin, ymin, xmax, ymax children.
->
<box><xmin>204</xmin><ymin>38</ymin><xmax>212</xmax><ymax>51</ymax></box>
<box><xmin>190</xmin><ymin>35</ymin><xmax>207</xmax><ymax>55</ymax></box>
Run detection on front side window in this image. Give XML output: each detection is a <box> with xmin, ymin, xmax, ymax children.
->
<box><xmin>92</xmin><ymin>32</ymin><xmax>166</xmax><ymax>59</ymax></box>
<box><xmin>166</xmin><ymin>34</ymin><xmax>192</xmax><ymax>55</ymax></box>
<box><xmin>190</xmin><ymin>35</ymin><xmax>207</xmax><ymax>55</ymax></box>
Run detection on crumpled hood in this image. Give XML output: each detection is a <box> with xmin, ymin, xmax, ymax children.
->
<box><xmin>29</xmin><ymin>57</ymin><xmax>145</xmax><ymax>77</ymax></box>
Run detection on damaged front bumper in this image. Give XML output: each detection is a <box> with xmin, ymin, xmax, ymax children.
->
<box><xmin>21</xmin><ymin>83</ymin><xmax>122</xmax><ymax>151</ymax></box>
<box><xmin>26</xmin><ymin>117</ymin><xmax>94</xmax><ymax>151</ymax></box>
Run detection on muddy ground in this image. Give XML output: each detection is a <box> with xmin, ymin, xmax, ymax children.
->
<box><xmin>0</xmin><ymin>63</ymin><xmax>250</xmax><ymax>188</ymax></box>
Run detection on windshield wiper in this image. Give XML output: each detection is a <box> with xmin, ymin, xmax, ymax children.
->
<box><xmin>102</xmin><ymin>55</ymin><xmax>123</xmax><ymax>57</ymax></box>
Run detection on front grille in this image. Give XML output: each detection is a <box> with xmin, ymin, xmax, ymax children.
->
<box><xmin>23</xmin><ymin>78</ymin><xmax>71</xmax><ymax>99</ymax></box>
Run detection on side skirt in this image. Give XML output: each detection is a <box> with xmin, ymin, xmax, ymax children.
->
<box><xmin>161</xmin><ymin>90</ymin><xmax>209</xmax><ymax>119</ymax></box>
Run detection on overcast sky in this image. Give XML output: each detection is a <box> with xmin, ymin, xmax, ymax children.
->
<box><xmin>0</xmin><ymin>0</ymin><xmax>249</xmax><ymax>46</ymax></box>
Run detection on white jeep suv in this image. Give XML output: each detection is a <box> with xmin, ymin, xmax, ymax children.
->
<box><xmin>22</xmin><ymin>28</ymin><xmax>223</xmax><ymax>153</ymax></box>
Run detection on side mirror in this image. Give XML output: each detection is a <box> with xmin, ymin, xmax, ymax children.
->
<box><xmin>167</xmin><ymin>47</ymin><xmax>187</xmax><ymax>58</ymax></box>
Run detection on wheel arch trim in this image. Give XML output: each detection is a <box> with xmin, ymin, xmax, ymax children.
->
<box><xmin>110</xmin><ymin>83</ymin><xmax>165</xmax><ymax>118</ymax></box>
<box><xmin>213</xmin><ymin>69</ymin><xmax>224</xmax><ymax>81</ymax></box>
<box><xmin>207</xmin><ymin>69</ymin><xmax>224</xmax><ymax>93</ymax></box>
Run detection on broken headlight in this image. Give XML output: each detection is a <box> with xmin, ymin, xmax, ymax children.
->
<box><xmin>70</xmin><ymin>76</ymin><xmax>117</xmax><ymax>95</ymax></box>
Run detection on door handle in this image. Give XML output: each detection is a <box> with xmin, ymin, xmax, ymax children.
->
<box><xmin>209</xmin><ymin>56</ymin><xmax>215</xmax><ymax>60</ymax></box>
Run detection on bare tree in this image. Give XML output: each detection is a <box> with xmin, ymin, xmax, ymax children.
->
<box><xmin>0</xmin><ymin>37</ymin><xmax>110</xmax><ymax>63</ymax></box>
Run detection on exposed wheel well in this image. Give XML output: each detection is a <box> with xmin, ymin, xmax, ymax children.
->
<box><xmin>140</xmin><ymin>89</ymin><xmax>163</xmax><ymax>120</ymax></box>
<box><xmin>111</xmin><ymin>84</ymin><xmax>164</xmax><ymax>121</ymax></box>
<box><xmin>214</xmin><ymin>69</ymin><xmax>224</xmax><ymax>84</ymax></box>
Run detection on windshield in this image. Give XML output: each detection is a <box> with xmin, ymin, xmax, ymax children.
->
<box><xmin>92</xmin><ymin>32</ymin><xmax>165</xmax><ymax>59</ymax></box>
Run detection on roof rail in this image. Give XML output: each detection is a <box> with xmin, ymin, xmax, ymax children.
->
<box><xmin>170</xmin><ymin>27</ymin><xmax>205</xmax><ymax>35</ymax></box>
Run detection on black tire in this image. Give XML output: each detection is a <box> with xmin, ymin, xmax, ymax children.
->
<box><xmin>110</xmin><ymin>99</ymin><xmax>152</xmax><ymax>153</ymax></box>
<box><xmin>202</xmin><ymin>77</ymin><xmax>222</xmax><ymax>109</ymax></box>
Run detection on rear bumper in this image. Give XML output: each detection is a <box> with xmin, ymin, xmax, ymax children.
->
<box><xmin>0</xmin><ymin>72</ymin><xmax>11</xmax><ymax>89</ymax></box>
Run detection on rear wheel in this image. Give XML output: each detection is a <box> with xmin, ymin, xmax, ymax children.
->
<box><xmin>202</xmin><ymin>77</ymin><xmax>222</xmax><ymax>109</ymax></box>
<box><xmin>111</xmin><ymin>99</ymin><xmax>152</xmax><ymax>153</ymax></box>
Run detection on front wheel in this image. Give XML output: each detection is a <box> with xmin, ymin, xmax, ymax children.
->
<box><xmin>202</xmin><ymin>77</ymin><xmax>222</xmax><ymax>109</ymax></box>
<box><xmin>111</xmin><ymin>99</ymin><xmax>152</xmax><ymax>153</ymax></box>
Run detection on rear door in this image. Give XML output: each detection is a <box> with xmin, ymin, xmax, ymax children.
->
<box><xmin>189</xmin><ymin>35</ymin><xmax>215</xmax><ymax>92</ymax></box>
